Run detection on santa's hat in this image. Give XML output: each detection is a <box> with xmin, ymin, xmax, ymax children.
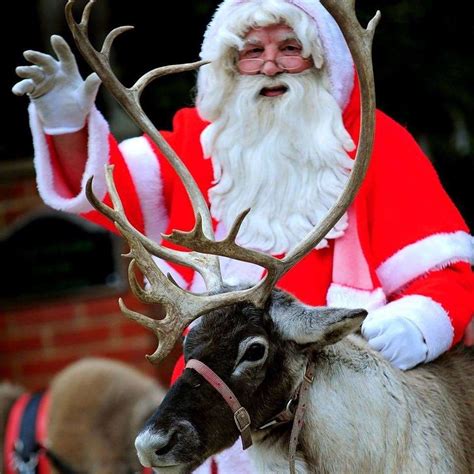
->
<box><xmin>197</xmin><ymin>0</ymin><xmax>354</xmax><ymax>119</ymax></box>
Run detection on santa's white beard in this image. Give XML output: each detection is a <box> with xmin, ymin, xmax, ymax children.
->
<box><xmin>200</xmin><ymin>69</ymin><xmax>355</xmax><ymax>254</ymax></box>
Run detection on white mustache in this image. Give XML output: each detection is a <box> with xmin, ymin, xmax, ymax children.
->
<box><xmin>236</xmin><ymin>69</ymin><xmax>316</xmax><ymax>98</ymax></box>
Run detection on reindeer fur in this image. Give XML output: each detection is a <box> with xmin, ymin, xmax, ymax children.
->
<box><xmin>1</xmin><ymin>357</ymin><xmax>165</xmax><ymax>474</ymax></box>
<box><xmin>138</xmin><ymin>289</ymin><xmax>473</xmax><ymax>473</ymax></box>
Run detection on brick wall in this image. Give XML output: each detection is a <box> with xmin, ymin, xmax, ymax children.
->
<box><xmin>0</xmin><ymin>169</ymin><xmax>179</xmax><ymax>392</ymax></box>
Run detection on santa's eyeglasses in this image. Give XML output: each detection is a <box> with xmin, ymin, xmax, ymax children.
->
<box><xmin>237</xmin><ymin>55</ymin><xmax>312</xmax><ymax>74</ymax></box>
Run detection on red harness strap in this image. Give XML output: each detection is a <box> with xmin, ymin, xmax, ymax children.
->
<box><xmin>186</xmin><ymin>359</ymin><xmax>253</xmax><ymax>450</ymax></box>
<box><xmin>4</xmin><ymin>390</ymin><xmax>151</xmax><ymax>474</ymax></box>
<box><xmin>4</xmin><ymin>393</ymin><xmax>31</xmax><ymax>474</ymax></box>
<box><xmin>3</xmin><ymin>392</ymin><xmax>51</xmax><ymax>474</ymax></box>
<box><xmin>36</xmin><ymin>391</ymin><xmax>51</xmax><ymax>474</ymax></box>
<box><xmin>186</xmin><ymin>357</ymin><xmax>315</xmax><ymax>474</ymax></box>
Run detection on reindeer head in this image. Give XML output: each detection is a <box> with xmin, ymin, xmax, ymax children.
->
<box><xmin>135</xmin><ymin>289</ymin><xmax>366</xmax><ymax>472</ymax></box>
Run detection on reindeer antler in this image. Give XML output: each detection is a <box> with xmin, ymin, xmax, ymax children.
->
<box><xmin>65</xmin><ymin>1</ymin><xmax>217</xmax><ymax>258</ymax></box>
<box><xmin>67</xmin><ymin>0</ymin><xmax>380</xmax><ymax>363</ymax></box>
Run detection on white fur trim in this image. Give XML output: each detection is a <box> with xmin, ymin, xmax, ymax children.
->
<box><xmin>371</xmin><ymin>295</ymin><xmax>454</xmax><ymax>362</ymax></box>
<box><xmin>326</xmin><ymin>284</ymin><xmax>386</xmax><ymax>311</ymax></box>
<box><xmin>119</xmin><ymin>136</ymin><xmax>168</xmax><ymax>243</ymax></box>
<box><xmin>199</xmin><ymin>0</ymin><xmax>354</xmax><ymax>109</ymax></box>
<box><xmin>30</xmin><ymin>103</ymin><xmax>109</xmax><ymax>213</ymax></box>
<box><xmin>376</xmin><ymin>231</ymin><xmax>474</xmax><ymax>295</ymax></box>
<box><xmin>288</xmin><ymin>0</ymin><xmax>354</xmax><ymax>108</ymax></box>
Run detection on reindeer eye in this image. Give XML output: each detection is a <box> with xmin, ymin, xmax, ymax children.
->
<box><xmin>242</xmin><ymin>343</ymin><xmax>266</xmax><ymax>362</ymax></box>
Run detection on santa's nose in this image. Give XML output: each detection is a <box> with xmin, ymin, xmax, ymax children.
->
<box><xmin>260</xmin><ymin>58</ymin><xmax>283</xmax><ymax>76</ymax></box>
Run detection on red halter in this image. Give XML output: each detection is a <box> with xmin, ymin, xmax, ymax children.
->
<box><xmin>186</xmin><ymin>359</ymin><xmax>253</xmax><ymax>450</ymax></box>
<box><xmin>186</xmin><ymin>357</ymin><xmax>315</xmax><ymax>474</ymax></box>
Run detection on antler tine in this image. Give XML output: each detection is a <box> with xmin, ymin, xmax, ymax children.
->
<box><xmin>86</xmin><ymin>168</ymin><xmax>222</xmax><ymax>291</ymax></box>
<box><xmin>101</xmin><ymin>26</ymin><xmax>135</xmax><ymax>58</ymax></box>
<box><xmin>78</xmin><ymin>0</ymin><xmax>94</xmax><ymax>29</ymax></box>
<box><xmin>132</xmin><ymin>60</ymin><xmax>210</xmax><ymax>100</ymax></box>
<box><xmin>164</xmin><ymin>209</ymin><xmax>284</xmax><ymax>279</ymax></box>
<box><xmin>65</xmin><ymin>0</ymin><xmax>222</xmax><ymax>281</ymax></box>
<box><xmin>118</xmin><ymin>299</ymin><xmax>189</xmax><ymax>363</ymax></box>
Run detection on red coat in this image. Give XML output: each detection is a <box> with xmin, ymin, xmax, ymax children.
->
<box><xmin>35</xmin><ymin>80</ymin><xmax>473</xmax><ymax>367</ymax></box>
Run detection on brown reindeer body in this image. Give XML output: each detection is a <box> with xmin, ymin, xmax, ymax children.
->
<box><xmin>136</xmin><ymin>289</ymin><xmax>473</xmax><ymax>473</ymax></box>
<box><xmin>1</xmin><ymin>357</ymin><xmax>165</xmax><ymax>474</ymax></box>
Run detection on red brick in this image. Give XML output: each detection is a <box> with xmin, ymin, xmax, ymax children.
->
<box><xmin>21</xmin><ymin>355</ymin><xmax>79</xmax><ymax>376</ymax></box>
<box><xmin>9</xmin><ymin>302</ymin><xmax>77</xmax><ymax>326</ymax></box>
<box><xmin>117</xmin><ymin>320</ymin><xmax>151</xmax><ymax>338</ymax></box>
<box><xmin>100</xmin><ymin>345</ymin><xmax>153</xmax><ymax>363</ymax></box>
<box><xmin>0</xmin><ymin>335</ymin><xmax>43</xmax><ymax>354</ymax></box>
<box><xmin>120</xmin><ymin>293</ymin><xmax>150</xmax><ymax>312</ymax></box>
<box><xmin>0</xmin><ymin>365</ymin><xmax>15</xmax><ymax>380</ymax></box>
<box><xmin>83</xmin><ymin>297</ymin><xmax>123</xmax><ymax>317</ymax></box>
<box><xmin>51</xmin><ymin>326</ymin><xmax>111</xmax><ymax>347</ymax></box>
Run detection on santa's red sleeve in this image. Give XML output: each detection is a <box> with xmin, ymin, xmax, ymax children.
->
<box><xmin>364</xmin><ymin>110</ymin><xmax>474</xmax><ymax>360</ymax></box>
<box><xmin>29</xmin><ymin>103</ymin><xmax>207</xmax><ymax>287</ymax></box>
<box><xmin>30</xmin><ymin>102</ymin><xmax>173</xmax><ymax>231</ymax></box>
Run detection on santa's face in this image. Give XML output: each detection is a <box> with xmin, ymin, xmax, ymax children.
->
<box><xmin>237</xmin><ymin>24</ymin><xmax>313</xmax><ymax>87</ymax></box>
<box><xmin>199</xmin><ymin>23</ymin><xmax>355</xmax><ymax>255</ymax></box>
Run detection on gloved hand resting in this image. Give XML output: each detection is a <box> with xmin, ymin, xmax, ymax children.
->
<box><xmin>362</xmin><ymin>306</ymin><xmax>428</xmax><ymax>371</ymax></box>
<box><xmin>12</xmin><ymin>35</ymin><xmax>101</xmax><ymax>135</ymax></box>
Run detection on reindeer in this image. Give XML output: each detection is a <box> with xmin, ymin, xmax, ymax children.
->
<box><xmin>1</xmin><ymin>357</ymin><xmax>165</xmax><ymax>474</ymax></box>
<box><xmin>64</xmin><ymin>0</ymin><xmax>474</xmax><ymax>472</ymax></box>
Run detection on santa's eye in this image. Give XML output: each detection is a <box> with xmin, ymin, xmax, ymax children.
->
<box><xmin>241</xmin><ymin>47</ymin><xmax>264</xmax><ymax>58</ymax></box>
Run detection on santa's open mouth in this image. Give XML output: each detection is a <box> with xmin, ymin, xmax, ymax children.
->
<box><xmin>260</xmin><ymin>85</ymin><xmax>288</xmax><ymax>97</ymax></box>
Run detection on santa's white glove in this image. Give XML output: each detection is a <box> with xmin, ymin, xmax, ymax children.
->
<box><xmin>12</xmin><ymin>35</ymin><xmax>101</xmax><ymax>135</ymax></box>
<box><xmin>362</xmin><ymin>310</ymin><xmax>428</xmax><ymax>371</ymax></box>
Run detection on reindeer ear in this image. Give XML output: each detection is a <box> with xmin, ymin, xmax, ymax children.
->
<box><xmin>269</xmin><ymin>293</ymin><xmax>367</xmax><ymax>348</ymax></box>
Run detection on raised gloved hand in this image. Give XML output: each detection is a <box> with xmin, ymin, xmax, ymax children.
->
<box><xmin>12</xmin><ymin>35</ymin><xmax>101</xmax><ymax>135</ymax></box>
<box><xmin>362</xmin><ymin>307</ymin><xmax>428</xmax><ymax>371</ymax></box>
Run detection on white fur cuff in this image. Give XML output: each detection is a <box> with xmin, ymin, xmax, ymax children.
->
<box><xmin>30</xmin><ymin>103</ymin><xmax>109</xmax><ymax>214</ymax></box>
<box><xmin>376</xmin><ymin>231</ymin><xmax>474</xmax><ymax>296</ymax></box>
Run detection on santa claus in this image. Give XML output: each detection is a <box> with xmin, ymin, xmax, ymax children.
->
<box><xmin>13</xmin><ymin>0</ymin><xmax>474</xmax><ymax>472</ymax></box>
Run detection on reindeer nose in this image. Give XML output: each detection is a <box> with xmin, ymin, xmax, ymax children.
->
<box><xmin>135</xmin><ymin>428</ymin><xmax>174</xmax><ymax>467</ymax></box>
<box><xmin>135</xmin><ymin>421</ymin><xmax>198</xmax><ymax>467</ymax></box>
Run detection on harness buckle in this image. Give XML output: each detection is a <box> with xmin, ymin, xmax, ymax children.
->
<box><xmin>304</xmin><ymin>373</ymin><xmax>314</xmax><ymax>384</ymax></box>
<box><xmin>233</xmin><ymin>406</ymin><xmax>251</xmax><ymax>433</ymax></box>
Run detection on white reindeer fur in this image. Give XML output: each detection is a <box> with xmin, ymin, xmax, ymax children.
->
<box><xmin>250</xmin><ymin>335</ymin><xmax>470</xmax><ymax>473</ymax></box>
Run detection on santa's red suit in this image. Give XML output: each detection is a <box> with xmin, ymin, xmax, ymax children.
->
<box><xmin>26</xmin><ymin>0</ymin><xmax>473</xmax><ymax>471</ymax></box>
<box><xmin>31</xmin><ymin>77</ymin><xmax>474</xmax><ymax>359</ymax></box>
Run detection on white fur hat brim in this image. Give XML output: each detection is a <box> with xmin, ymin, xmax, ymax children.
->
<box><xmin>199</xmin><ymin>0</ymin><xmax>354</xmax><ymax>110</ymax></box>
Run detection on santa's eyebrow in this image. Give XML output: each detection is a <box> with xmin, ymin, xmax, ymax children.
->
<box><xmin>242</xmin><ymin>38</ymin><xmax>264</xmax><ymax>48</ymax></box>
<box><xmin>241</xmin><ymin>34</ymin><xmax>301</xmax><ymax>50</ymax></box>
<box><xmin>276</xmin><ymin>33</ymin><xmax>301</xmax><ymax>43</ymax></box>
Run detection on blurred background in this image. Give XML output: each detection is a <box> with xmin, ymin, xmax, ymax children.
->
<box><xmin>1</xmin><ymin>1</ymin><xmax>473</xmax><ymax>391</ymax></box>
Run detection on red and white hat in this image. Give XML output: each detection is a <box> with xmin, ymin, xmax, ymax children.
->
<box><xmin>197</xmin><ymin>0</ymin><xmax>355</xmax><ymax>120</ymax></box>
